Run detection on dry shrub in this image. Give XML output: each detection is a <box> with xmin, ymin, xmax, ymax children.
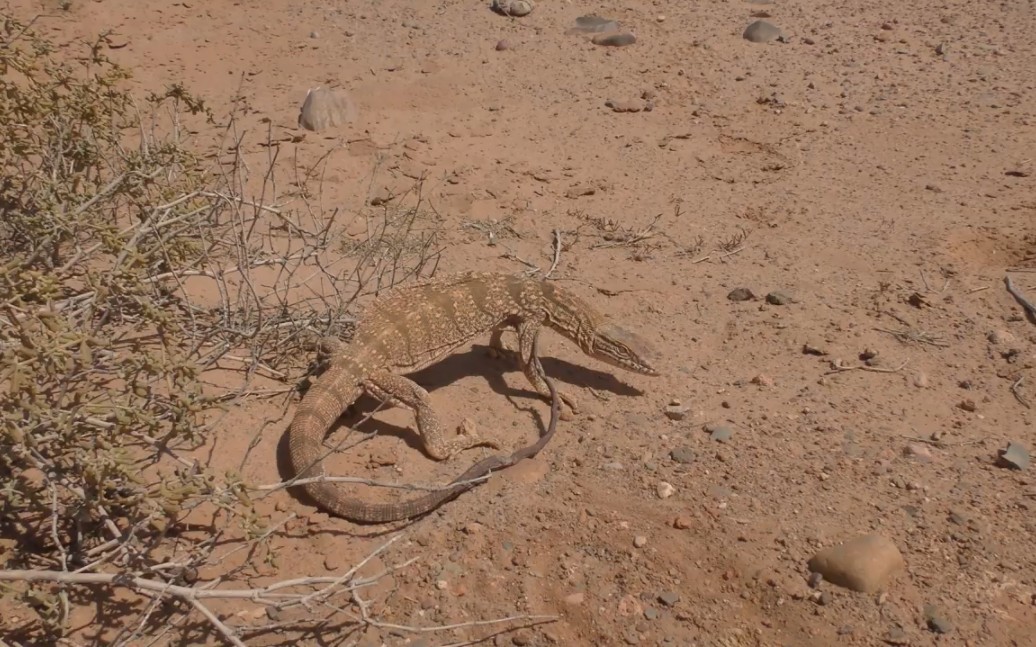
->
<box><xmin>0</xmin><ymin>14</ymin><xmax>442</xmax><ymax>642</ymax></box>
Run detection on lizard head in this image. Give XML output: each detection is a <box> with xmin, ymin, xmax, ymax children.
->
<box><xmin>587</xmin><ymin>321</ymin><xmax>661</xmax><ymax>376</ymax></box>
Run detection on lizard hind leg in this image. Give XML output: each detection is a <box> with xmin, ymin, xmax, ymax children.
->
<box><xmin>364</xmin><ymin>370</ymin><xmax>501</xmax><ymax>460</ymax></box>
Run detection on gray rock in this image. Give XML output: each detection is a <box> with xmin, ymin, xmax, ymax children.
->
<box><xmin>743</xmin><ymin>20</ymin><xmax>783</xmax><ymax>43</ymax></box>
<box><xmin>705</xmin><ymin>424</ymin><xmax>732</xmax><ymax>443</ymax></box>
<box><xmin>664</xmin><ymin>403</ymin><xmax>689</xmax><ymax>420</ymax></box>
<box><xmin>657</xmin><ymin>591</ymin><xmax>680</xmax><ymax>607</ymax></box>
<box><xmin>593</xmin><ymin>32</ymin><xmax>637</xmax><ymax>47</ymax></box>
<box><xmin>298</xmin><ymin>87</ymin><xmax>358</xmax><ymax>132</ymax></box>
<box><xmin>727</xmin><ymin>287</ymin><xmax>756</xmax><ymax>302</ymax></box>
<box><xmin>997</xmin><ymin>442</ymin><xmax>1030</xmax><ymax>470</ymax></box>
<box><xmin>570</xmin><ymin>15</ymin><xmax>620</xmax><ymax>34</ymax></box>
<box><xmin>766</xmin><ymin>290</ymin><xmax>794</xmax><ymax>305</ymax></box>
<box><xmin>924</xmin><ymin>604</ymin><xmax>954</xmax><ymax>634</ymax></box>
<box><xmin>807</xmin><ymin>534</ymin><xmax>904</xmax><ymax>593</ymax></box>
<box><xmin>670</xmin><ymin>446</ymin><xmax>696</xmax><ymax>464</ymax></box>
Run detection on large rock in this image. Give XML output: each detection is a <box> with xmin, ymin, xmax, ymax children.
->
<box><xmin>808</xmin><ymin>534</ymin><xmax>904</xmax><ymax>593</ymax></box>
<box><xmin>297</xmin><ymin>87</ymin><xmax>358</xmax><ymax>132</ymax></box>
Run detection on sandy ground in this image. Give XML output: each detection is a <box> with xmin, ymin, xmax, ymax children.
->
<box><xmin>5</xmin><ymin>0</ymin><xmax>1036</xmax><ymax>645</ymax></box>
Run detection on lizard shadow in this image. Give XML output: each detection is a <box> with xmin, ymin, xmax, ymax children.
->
<box><xmin>275</xmin><ymin>343</ymin><xmax>645</xmax><ymax>533</ymax></box>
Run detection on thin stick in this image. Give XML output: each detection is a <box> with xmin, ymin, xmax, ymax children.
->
<box><xmin>1011</xmin><ymin>376</ymin><xmax>1031</xmax><ymax>409</ymax></box>
<box><xmin>825</xmin><ymin>360</ymin><xmax>910</xmax><ymax>375</ymax></box>
<box><xmin>1005</xmin><ymin>275</ymin><xmax>1036</xmax><ymax>322</ymax></box>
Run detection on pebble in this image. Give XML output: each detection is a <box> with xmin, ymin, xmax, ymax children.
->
<box><xmin>563</xmin><ymin>591</ymin><xmax>585</xmax><ymax>606</ymax></box>
<box><xmin>491</xmin><ymin>0</ymin><xmax>533</xmax><ymax>17</ymax></box>
<box><xmin>742</xmin><ymin>20</ymin><xmax>783</xmax><ymax>43</ymax></box>
<box><xmin>902</xmin><ymin>442</ymin><xmax>933</xmax><ymax>462</ymax></box>
<box><xmin>670</xmin><ymin>446</ymin><xmax>696</xmax><ymax>464</ymax></box>
<box><xmin>765</xmin><ymin>290</ymin><xmax>794</xmax><ymax>305</ymax></box>
<box><xmin>633</xmin><ymin>535</ymin><xmax>648</xmax><ymax>548</ymax></box>
<box><xmin>997</xmin><ymin>442</ymin><xmax>1030</xmax><ymax>470</ymax></box>
<box><xmin>924</xmin><ymin>604</ymin><xmax>954</xmax><ymax>634</ymax></box>
<box><xmin>297</xmin><ymin>86</ymin><xmax>358</xmax><ymax>131</ymax></box>
<box><xmin>657</xmin><ymin>591</ymin><xmax>680</xmax><ymax>607</ymax></box>
<box><xmin>592</xmin><ymin>32</ymin><xmax>637</xmax><ymax>47</ymax></box>
<box><xmin>988</xmin><ymin>329</ymin><xmax>1016</xmax><ymax>345</ymax></box>
<box><xmin>656</xmin><ymin>481</ymin><xmax>675</xmax><ymax>499</ymax></box>
<box><xmin>751</xmin><ymin>373</ymin><xmax>774</xmax><ymax>387</ymax></box>
<box><xmin>673</xmin><ymin>516</ymin><xmax>693</xmax><ymax>529</ymax></box>
<box><xmin>727</xmin><ymin>287</ymin><xmax>755</xmax><ymax>302</ymax></box>
<box><xmin>569</xmin><ymin>15</ymin><xmax>621</xmax><ymax>34</ymax></box>
<box><xmin>706</xmin><ymin>424</ymin><xmax>732</xmax><ymax>443</ymax></box>
<box><xmin>605</xmin><ymin>98</ymin><xmax>650</xmax><ymax>113</ymax></box>
<box><xmin>958</xmin><ymin>399</ymin><xmax>977</xmax><ymax>412</ymax></box>
<box><xmin>664</xmin><ymin>403</ymin><xmax>689</xmax><ymax>421</ymax></box>
<box><xmin>912</xmin><ymin>371</ymin><xmax>929</xmax><ymax>388</ymax></box>
<box><xmin>884</xmin><ymin>626</ymin><xmax>910</xmax><ymax>645</ymax></box>
<box><xmin>495</xmin><ymin>39</ymin><xmax>512</xmax><ymax>51</ymax></box>
<box><xmin>807</xmin><ymin>534</ymin><xmax>904</xmax><ymax>593</ymax></box>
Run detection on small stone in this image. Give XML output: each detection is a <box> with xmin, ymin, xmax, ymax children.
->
<box><xmin>570</xmin><ymin>15</ymin><xmax>621</xmax><ymax>34</ymax></box>
<box><xmin>297</xmin><ymin>86</ymin><xmax>358</xmax><ymax>132</ymax></box>
<box><xmin>924</xmin><ymin>604</ymin><xmax>953</xmax><ymax>634</ymax></box>
<box><xmin>742</xmin><ymin>20</ymin><xmax>783</xmax><ymax>43</ymax></box>
<box><xmin>664</xmin><ymin>403</ymin><xmax>690</xmax><ymax>420</ymax></box>
<box><xmin>656</xmin><ymin>482</ymin><xmax>675</xmax><ymax>499</ymax></box>
<box><xmin>605</xmin><ymin>98</ymin><xmax>646</xmax><ymax>113</ymax></box>
<box><xmin>988</xmin><ymin>329</ymin><xmax>1016</xmax><ymax>345</ymax></box>
<box><xmin>563</xmin><ymin>591</ymin><xmax>585</xmax><ymax>606</ymax></box>
<box><xmin>912</xmin><ymin>372</ymin><xmax>929</xmax><ymax>388</ymax></box>
<box><xmin>705</xmin><ymin>424</ymin><xmax>732</xmax><ymax>443</ymax></box>
<box><xmin>592</xmin><ymin>32</ymin><xmax>637</xmax><ymax>47</ymax></box>
<box><xmin>751</xmin><ymin>373</ymin><xmax>774</xmax><ymax>387</ymax></box>
<box><xmin>860</xmin><ymin>348</ymin><xmax>879</xmax><ymax>361</ymax></box>
<box><xmin>807</xmin><ymin>572</ymin><xmax>823</xmax><ymax>588</ymax></box>
<box><xmin>902</xmin><ymin>443</ymin><xmax>933</xmax><ymax>462</ymax></box>
<box><xmin>803</xmin><ymin>343</ymin><xmax>827</xmax><ymax>356</ymax></box>
<box><xmin>670</xmin><ymin>446</ymin><xmax>696</xmax><ymax>464</ymax></box>
<box><xmin>997</xmin><ymin>442</ymin><xmax>1030</xmax><ymax>470</ymax></box>
<box><xmin>633</xmin><ymin>535</ymin><xmax>648</xmax><ymax>548</ymax></box>
<box><xmin>765</xmin><ymin>290</ymin><xmax>794</xmax><ymax>305</ymax></box>
<box><xmin>807</xmin><ymin>534</ymin><xmax>905</xmax><ymax>593</ymax></box>
<box><xmin>491</xmin><ymin>0</ymin><xmax>533</xmax><ymax>17</ymax></box>
<box><xmin>658</xmin><ymin>591</ymin><xmax>680</xmax><ymax>607</ymax></box>
<box><xmin>673</xmin><ymin>516</ymin><xmax>692</xmax><ymax>529</ymax></box>
<box><xmin>643</xmin><ymin>606</ymin><xmax>659</xmax><ymax>620</ymax></box>
<box><xmin>958</xmin><ymin>399</ymin><xmax>977</xmax><ymax>412</ymax></box>
<box><xmin>727</xmin><ymin>287</ymin><xmax>755</xmax><ymax>302</ymax></box>
<box><xmin>884</xmin><ymin>626</ymin><xmax>910</xmax><ymax>645</ymax></box>
<box><xmin>309</xmin><ymin>31</ymin><xmax>320</xmax><ymax>39</ymax></box>
<box><xmin>496</xmin><ymin>39</ymin><xmax>512</xmax><ymax>51</ymax></box>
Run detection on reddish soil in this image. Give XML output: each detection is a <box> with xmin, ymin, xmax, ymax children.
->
<box><xmin>5</xmin><ymin>0</ymin><xmax>1036</xmax><ymax>645</ymax></box>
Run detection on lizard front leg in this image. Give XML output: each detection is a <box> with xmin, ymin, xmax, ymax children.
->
<box><xmin>364</xmin><ymin>370</ymin><xmax>500</xmax><ymax>460</ymax></box>
<box><xmin>514</xmin><ymin>321</ymin><xmax>579</xmax><ymax>414</ymax></box>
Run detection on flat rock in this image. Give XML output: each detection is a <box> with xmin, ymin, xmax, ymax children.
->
<box><xmin>298</xmin><ymin>86</ymin><xmax>358</xmax><ymax>132</ymax></box>
<box><xmin>743</xmin><ymin>20</ymin><xmax>783</xmax><ymax>43</ymax></box>
<box><xmin>807</xmin><ymin>534</ymin><xmax>904</xmax><ymax>593</ymax></box>
<box><xmin>997</xmin><ymin>442</ymin><xmax>1030</xmax><ymax>470</ymax></box>
<box><xmin>593</xmin><ymin>32</ymin><xmax>637</xmax><ymax>47</ymax></box>
<box><xmin>569</xmin><ymin>15</ymin><xmax>621</xmax><ymax>34</ymax></box>
<box><xmin>605</xmin><ymin>98</ymin><xmax>648</xmax><ymax>113</ymax></box>
<box><xmin>670</xmin><ymin>446</ymin><xmax>696</xmax><ymax>464</ymax></box>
